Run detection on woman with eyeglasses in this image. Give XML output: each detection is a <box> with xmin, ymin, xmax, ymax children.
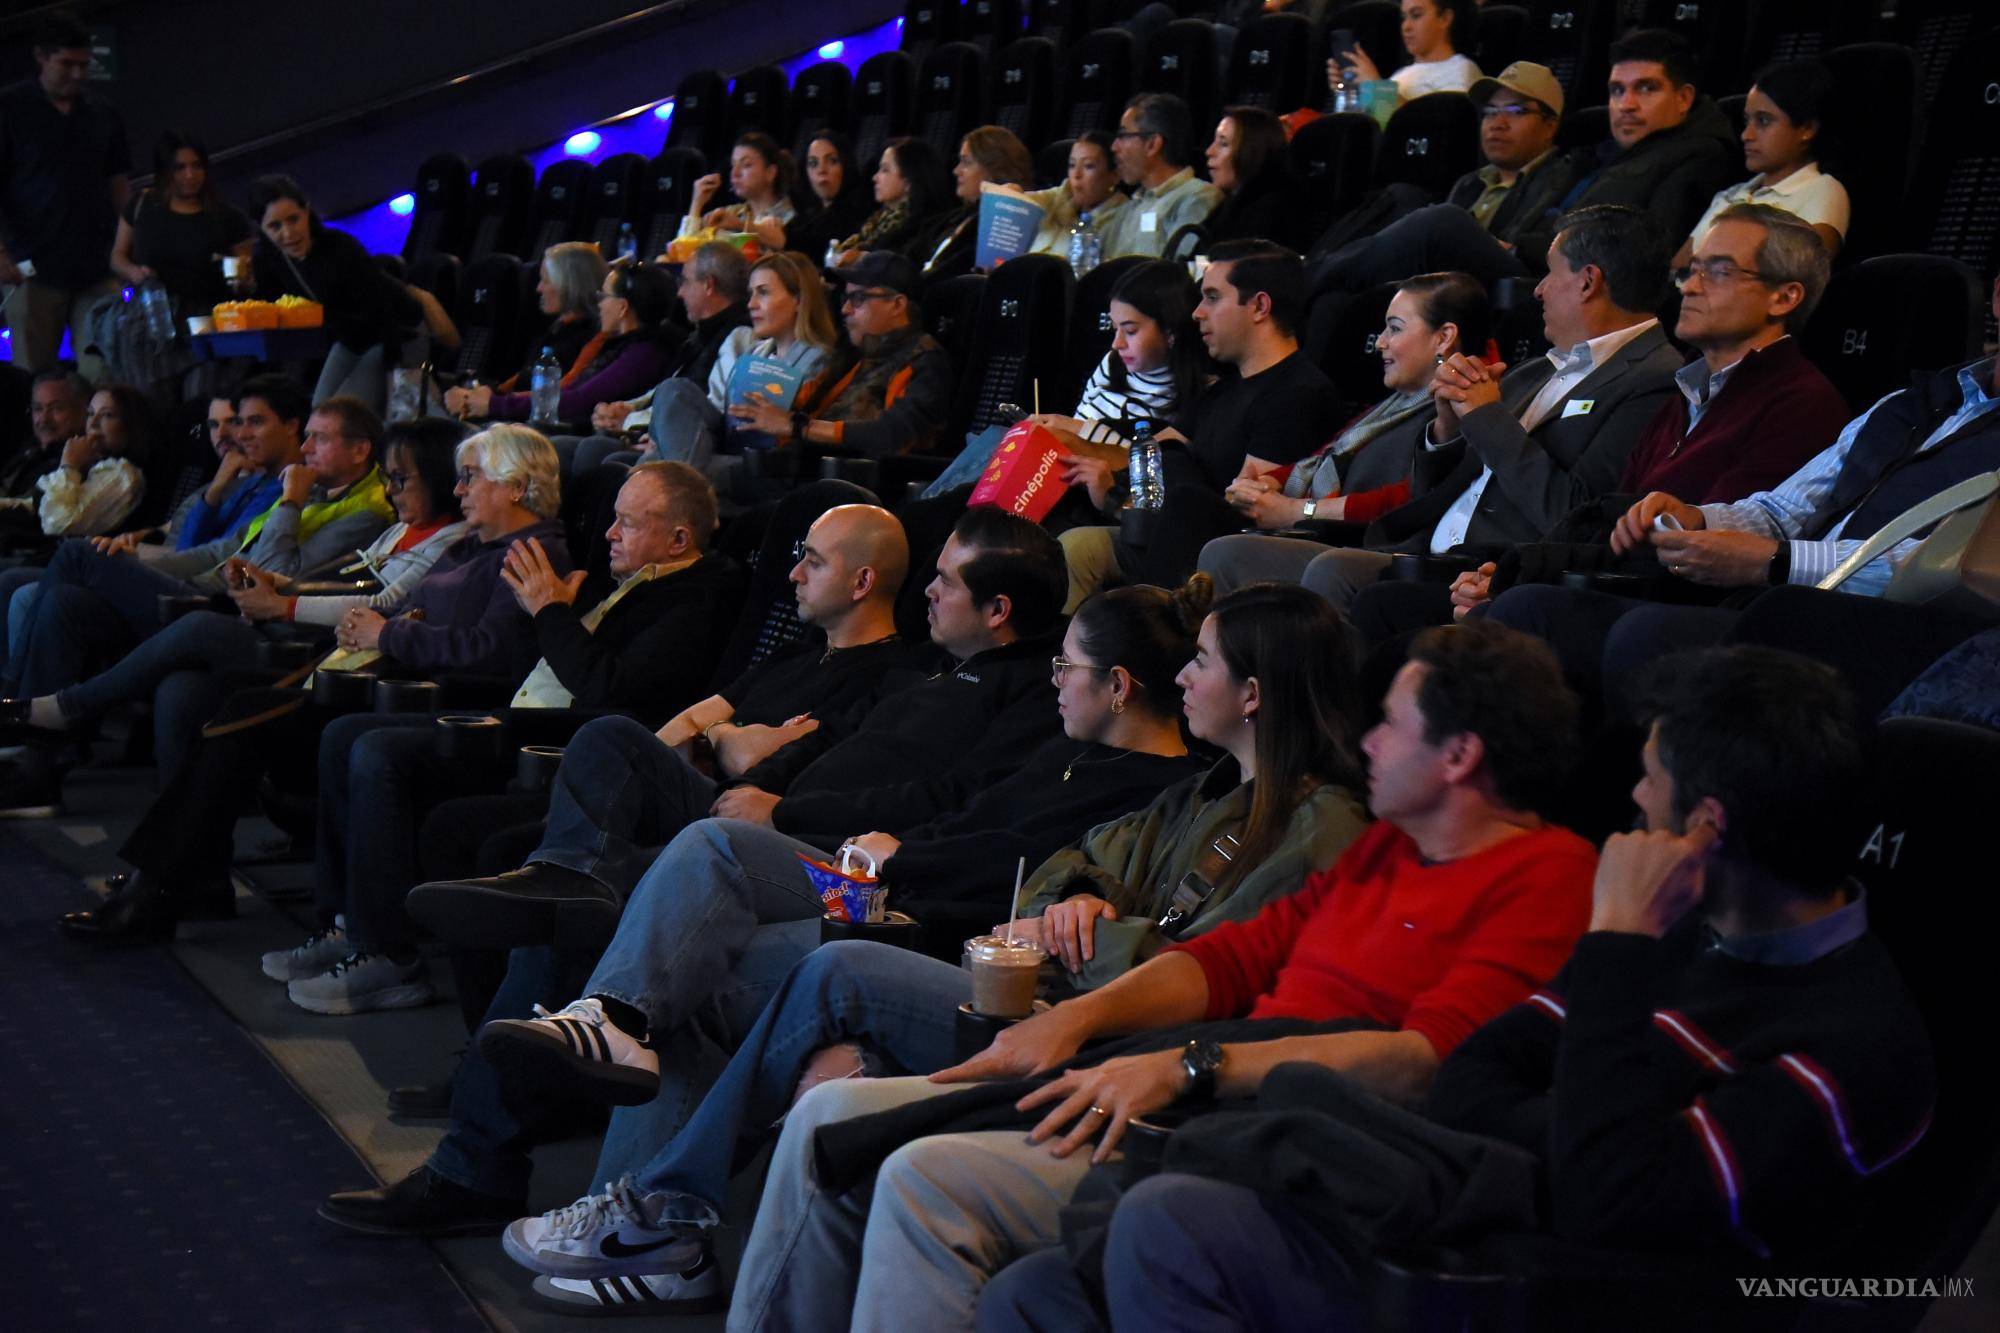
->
<box><xmin>447</xmin><ymin>262</ymin><xmax>681</xmax><ymax>434</ymax></box>
<box><xmin>1672</xmin><ymin>58</ymin><xmax>1850</xmax><ymax>270</ymax></box>
<box><xmin>477</xmin><ymin>582</ymin><xmax>1371</xmax><ymax>1317</ymax></box>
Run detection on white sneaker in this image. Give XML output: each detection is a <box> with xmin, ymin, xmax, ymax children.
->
<box><xmin>286</xmin><ymin>950</ymin><xmax>434</xmax><ymax>1015</ymax></box>
<box><xmin>529</xmin><ymin>1257</ymin><xmax>724</xmax><ymax>1316</ymax></box>
<box><xmin>502</xmin><ymin>1177</ymin><xmax>698</xmax><ymax>1278</ymax></box>
<box><xmin>477</xmin><ymin>996</ymin><xmax>661</xmax><ymax>1106</ymax></box>
<box><xmin>260</xmin><ymin>916</ymin><xmax>348</xmax><ymax>982</ymax></box>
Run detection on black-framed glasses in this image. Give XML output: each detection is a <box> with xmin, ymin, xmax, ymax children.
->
<box><xmin>455</xmin><ymin>467</ymin><xmax>485</xmax><ymax>487</ymax></box>
<box><xmin>384</xmin><ymin>469</ymin><xmax>413</xmax><ymax>491</ymax></box>
<box><xmin>841</xmin><ymin>287</ymin><xmax>898</xmax><ymax>308</ymax></box>
<box><xmin>1671</xmin><ymin>259</ymin><xmax>1771</xmax><ymax>289</ymax></box>
<box><xmin>1051</xmin><ymin>655</ymin><xmax>1110</xmax><ymax>683</ymax></box>
<box><xmin>1478</xmin><ymin>102</ymin><xmax>1547</xmax><ymax>121</ymax></box>
<box><xmin>1111</xmin><ymin>129</ymin><xmax>1150</xmax><ymax>142</ymax></box>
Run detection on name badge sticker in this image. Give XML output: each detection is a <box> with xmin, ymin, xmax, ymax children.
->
<box><xmin>1140</xmin><ymin>211</ymin><xmax>1158</xmax><ymax>234</ymax></box>
<box><xmin>1562</xmin><ymin>398</ymin><xmax>1595</xmax><ymax>418</ymax></box>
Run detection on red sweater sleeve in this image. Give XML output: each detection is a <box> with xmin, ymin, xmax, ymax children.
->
<box><xmin>1335</xmin><ymin>479</ymin><xmax>1412</xmax><ymax>524</ymax></box>
<box><xmin>1164</xmin><ymin>825</ymin><xmax>1389</xmax><ymax>1018</ymax></box>
<box><xmin>1399</xmin><ymin>834</ymin><xmax>1598</xmax><ymax>1057</ymax></box>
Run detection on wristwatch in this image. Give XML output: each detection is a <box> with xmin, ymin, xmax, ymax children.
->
<box><xmin>1179</xmin><ymin>1038</ymin><xmax>1225</xmax><ymax>1102</ymax></box>
<box><xmin>1766</xmin><ymin>541</ymin><xmax>1792</xmax><ymax>586</ymax></box>
<box><xmin>1301</xmin><ymin>496</ymin><xmax>1318</xmax><ymax>521</ymax></box>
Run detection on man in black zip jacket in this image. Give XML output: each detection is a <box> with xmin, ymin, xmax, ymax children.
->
<box><xmin>979</xmin><ymin>648</ymin><xmax>1935</xmax><ymax>1332</ymax></box>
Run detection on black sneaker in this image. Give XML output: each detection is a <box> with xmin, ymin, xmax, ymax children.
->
<box><xmin>405</xmin><ymin>864</ymin><xmax>622</xmax><ymax>950</ymax></box>
<box><xmin>317</xmin><ymin>1164</ymin><xmax>524</xmax><ymax>1237</ymax></box>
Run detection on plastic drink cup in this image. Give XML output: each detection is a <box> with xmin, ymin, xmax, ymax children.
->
<box><xmin>965</xmin><ymin>934</ymin><xmax>1046</xmax><ymax>1018</ymax></box>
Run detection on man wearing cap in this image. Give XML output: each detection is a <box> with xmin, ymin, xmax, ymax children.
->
<box><xmin>728</xmin><ymin>250</ymin><xmax>953</xmax><ymax>460</ymax></box>
<box><xmin>1310</xmin><ymin>61</ymin><xmax>1574</xmax><ymax>295</ymax></box>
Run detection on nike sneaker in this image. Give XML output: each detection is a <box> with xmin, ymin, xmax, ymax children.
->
<box><xmin>502</xmin><ymin>1176</ymin><xmax>700</xmax><ymax>1278</ymax></box>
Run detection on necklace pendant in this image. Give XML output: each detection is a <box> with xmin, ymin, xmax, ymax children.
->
<box><xmin>1062</xmin><ymin>764</ymin><xmax>1073</xmax><ymax>781</ymax></box>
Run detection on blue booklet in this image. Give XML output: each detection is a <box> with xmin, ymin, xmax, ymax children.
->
<box><xmin>727</xmin><ymin>353</ymin><xmax>810</xmax><ymax>450</ymax></box>
<box><xmin>976</xmin><ymin>185</ymin><xmax>1047</xmax><ymax>270</ymax></box>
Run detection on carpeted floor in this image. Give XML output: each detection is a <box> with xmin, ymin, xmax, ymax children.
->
<box><xmin>0</xmin><ymin>828</ymin><xmax>487</xmax><ymax>1331</ymax></box>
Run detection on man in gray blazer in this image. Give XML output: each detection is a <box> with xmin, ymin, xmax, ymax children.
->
<box><xmin>1203</xmin><ymin>205</ymin><xmax>1683</xmax><ymax>610</ymax></box>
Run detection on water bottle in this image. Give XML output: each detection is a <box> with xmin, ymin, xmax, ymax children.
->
<box><xmin>617</xmin><ymin>221</ymin><xmax>640</xmax><ymax>265</ymax></box>
<box><xmin>1068</xmin><ymin>211</ymin><xmax>1102</xmax><ymax>277</ymax></box>
<box><xmin>1129</xmin><ymin>419</ymin><xmax>1164</xmax><ymax>510</ymax></box>
<box><xmin>138</xmin><ymin>279</ymin><xmax>175</xmax><ymax>344</ymax></box>
<box><xmin>529</xmin><ymin>346</ymin><xmax>562</xmax><ymax>427</ymax></box>
<box><xmin>1330</xmin><ymin>68</ymin><xmax>1360</xmax><ymax>114</ymax></box>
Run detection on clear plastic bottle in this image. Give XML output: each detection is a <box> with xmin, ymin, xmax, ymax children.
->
<box><xmin>1330</xmin><ymin>67</ymin><xmax>1360</xmax><ymax>114</ymax></box>
<box><xmin>138</xmin><ymin>279</ymin><xmax>175</xmax><ymax>343</ymax></box>
<box><xmin>617</xmin><ymin>221</ymin><xmax>640</xmax><ymax>264</ymax></box>
<box><xmin>1128</xmin><ymin>418</ymin><xmax>1164</xmax><ymax>510</ymax></box>
<box><xmin>1068</xmin><ymin>210</ymin><xmax>1102</xmax><ymax>277</ymax></box>
<box><xmin>529</xmin><ymin>346</ymin><xmax>562</xmax><ymax>427</ymax></box>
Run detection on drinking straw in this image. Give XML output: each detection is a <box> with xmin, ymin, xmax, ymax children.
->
<box><xmin>1004</xmin><ymin>855</ymin><xmax>1025</xmax><ymax>943</ymax></box>
<box><xmin>1032</xmin><ymin>380</ymin><xmax>1040</xmax><ymax>415</ymax></box>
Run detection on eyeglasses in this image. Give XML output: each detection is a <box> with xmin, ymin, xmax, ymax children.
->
<box><xmin>1051</xmin><ymin>655</ymin><xmax>1110</xmax><ymax>683</ymax></box>
<box><xmin>1671</xmin><ymin>258</ymin><xmax>1771</xmax><ymax>289</ymax></box>
<box><xmin>1478</xmin><ymin>102</ymin><xmax>1547</xmax><ymax>121</ymax></box>
<box><xmin>455</xmin><ymin>467</ymin><xmax>485</xmax><ymax>487</ymax></box>
<box><xmin>841</xmin><ymin>287</ymin><xmax>898</xmax><ymax>308</ymax></box>
<box><xmin>384</xmin><ymin>470</ymin><xmax>412</xmax><ymax>491</ymax></box>
<box><xmin>1110</xmin><ymin>130</ymin><xmax>1149</xmax><ymax>142</ymax></box>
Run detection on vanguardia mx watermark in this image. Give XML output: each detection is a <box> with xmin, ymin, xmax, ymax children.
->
<box><xmin>1736</xmin><ymin>1277</ymin><xmax>1975</xmax><ymax>1299</ymax></box>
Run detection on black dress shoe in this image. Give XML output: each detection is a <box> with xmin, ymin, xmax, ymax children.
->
<box><xmin>317</xmin><ymin>1164</ymin><xmax>524</xmax><ymax>1237</ymax></box>
<box><xmin>386</xmin><ymin>1079</ymin><xmax>455</xmax><ymax>1120</ymax></box>
<box><xmin>58</xmin><ymin>877</ymin><xmax>179</xmax><ymax>945</ymax></box>
<box><xmin>406</xmin><ymin>864</ymin><xmax>621</xmax><ymax>951</ymax></box>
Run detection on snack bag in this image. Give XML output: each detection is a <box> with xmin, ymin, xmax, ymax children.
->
<box><xmin>798</xmin><ymin>844</ymin><xmax>886</xmax><ymax>924</ymax></box>
<box><xmin>967</xmin><ymin>421</ymin><xmax>1073</xmax><ymax>522</ymax></box>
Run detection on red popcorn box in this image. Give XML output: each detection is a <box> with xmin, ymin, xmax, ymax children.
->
<box><xmin>968</xmin><ymin>422</ymin><xmax>1073</xmax><ymax>523</ymax></box>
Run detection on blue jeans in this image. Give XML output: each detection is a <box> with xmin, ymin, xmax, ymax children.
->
<box><xmin>605</xmin><ymin>939</ymin><xmax>969</xmax><ymax>1217</ymax></box>
<box><xmin>427</xmin><ymin>943</ymin><xmax>600</xmax><ymax>1199</ymax></box>
<box><xmin>316</xmin><ymin>711</ymin><xmax>502</xmax><ymax>950</ymax></box>
<box><xmin>54</xmin><ymin>606</ymin><xmax>260</xmax><ymax>718</ymax></box>
<box><xmin>975</xmin><ymin>1176</ymin><xmax>1363</xmax><ymax>1333</ymax></box>
<box><xmin>0</xmin><ymin>567</ymin><xmax>39</xmax><ymax>675</ymax></box>
<box><xmin>10</xmin><ymin>538</ymin><xmax>191</xmax><ymax>695</ymax></box>
<box><xmin>529</xmin><ymin>714</ymin><xmax>720</xmax><ymax>902</ymax></box>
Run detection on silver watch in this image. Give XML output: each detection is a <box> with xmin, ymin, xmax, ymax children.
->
<box><xmin>1301</xmin><ymin>496</ymin><xmax>1318</xmax><ymax>520</ymax></box>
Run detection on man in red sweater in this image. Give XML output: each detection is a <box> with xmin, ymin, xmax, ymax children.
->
<box><xmin>622</xmin><ymin>622</ymin><xmax>1598</xmax><ymax>1331</ymax></box>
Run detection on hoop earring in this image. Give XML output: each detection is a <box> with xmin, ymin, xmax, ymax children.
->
<box><xmin>1111</xmin><ymin>696</ymin><xmax>1126</xmax><ymax>714</ymax></box>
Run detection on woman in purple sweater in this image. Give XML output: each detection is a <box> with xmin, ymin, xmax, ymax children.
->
<box><xmin>448</xmin><ymin>262</ymin><xmax>682</xmax><ymax>434</ymax></box>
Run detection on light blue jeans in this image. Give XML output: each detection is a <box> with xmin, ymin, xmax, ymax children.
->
<box><xmin>604</xmin><ymin>939</ymin><xmax>970</xmax><ymax>1214</ymax></box>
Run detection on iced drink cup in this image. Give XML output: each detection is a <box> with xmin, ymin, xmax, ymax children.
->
<box><xmin>965</xmin><ymin>934</ymin><xmax>1045</xmax><ymax>1018</ymax></box>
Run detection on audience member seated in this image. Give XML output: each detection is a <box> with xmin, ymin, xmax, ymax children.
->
<box><xmin>684</xmin><ymin>131</ymin><xmax>798</xmax><ymax>250</ymax></box>
<box><xmin>1673</xmin><ymin>59</ymin><xmax>1849</xmax><ymax>269</ymax></box>
<box><xmin>1202</xmin><ymin>206</ymin><xmax>1680</xmax><ymax>611</ymax></box>
<box><xmin>509</xmin><ymin>622</ymin><xmax>1596</xmax><ymax>1325</ymax></box>
<box><xmin>1060</xmin><ymin>241</ymin><xmax>1346</xmax><ymax>605</ymax></box>
<box><xmin>1310</xmin><ymin>62</ymin><xmax>1572</xmax><ymax>292</ymax></box>
<box><xmin>248</xmin><ymin>174</ymin><xmax>423</xmax><ymax>411</ymax></box>
<box><xmin>109</xmin><ymin>129</ymin><xmax>253</xmax><ymax>315</ymax></box>
<box><xmin>729</xmin><ymin>251</ymin><xmax>952</xmax><ymax>460</ymax></box>
<box><xmin>1489</xmin><ymin>270</ymin><xmax>2000</xmax><ymax>715</ymax></box>
<box><xmin>904</xmin><ymin>126</ymin><xmax>1034</xmax><ymax>284</ymax></box>
<box><xmin>288</xmin><ymin>462</ymin><xmax>739</xmax><ymax>1015</ymax></box>
<box><xmin>314</xmin><ymin>508</ymin><xmax>1044</xmax><ymax>1232</ymax></box>
<box><xmin>1327</xmin><ymin>0</ymin><xmax>1481</xmax><ymax>106</ymax></box>
<box><xmin>139</xmin><ymin>394</ymin><xmax>277</xmax><ymax>553</ymax></box>
<box><xmin>0</xmin><ymin>378</ymin><xmax>392</xmax><ymax>700</ymax></box>
<box><xmin>981</xmin><ymin>647</ymin><xmax>1933</xmax><ymax>1331</ymax></box>
<box><xmin>1096</xmin><ymin>94</ymin><xmax>1222</xmax><ymax>262</ymax></box>
<box><xmin>1359</xmin><ymin>205</ymin><xmax>1851</xmax><ymax>640</ymax></box>
<box><xmin>2</xmin><ymin>382</ymin><xmax>153</xmax><ymax>539</ymax></box>
<box><xmin>922</xmin><ymin>259</ymin><xmax>1208</xmax><ymax>502</ymax></box>
<box><xmin>832</xmin><ymin>137</ymin><xmax>954</xmax><ymax>267</ymax></box>
<box><xmin>502</xmin><ymin>242</ymin><xmax>609</xmax><ymax>391</ymax></box>
<box><xmin>448</xmin><ymin>261</ymin><xmax>682</xmax><ymax>436</ymax></box>
<box><xmin>565</xmin><ymin>243</ymin><xmax>754</xmax><ymax>477</ymax></box>
<box><xmin>49</xmin><ymin>423</ymin><xmax>564</xmax><ymax>944</ymax></box>
<box><xmin>782</xmin><ymin>131</ymin><xmax>874</xmax><ymax>267</ymax></box>
<box><xmin>1013</xmin><ymin>131</ymin><xmax>1125</xmax><ymax>261</ymax></box>
<box><xmin>477</xmin><ymin>583</ymin><xmax>1375</xmax><ymax>1315</ymax></box>
<box><xmin>1165</xmin><ymin>271</ymin><xmax>1490</xmax><ymax>576</ymax></box>
<box><xmin>1201</xmin><ymin>106</ymin><xmax>1302</xmax><ymax>249</ymax></box>
<box><xmin>0</xmin><ymin>366</ymin><xmax>88</xmax><ymax>502</ymax></box>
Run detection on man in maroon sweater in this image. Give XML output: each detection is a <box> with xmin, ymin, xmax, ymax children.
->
<box><xmin>976</xmin><ymin>646</ymin><xmax>1935</xmax><ymax>1332</ymax></box>
<box><xmin>542</xmin><ymin>623</ymin><xmax>1598</xmax><ymax>1329</ymax></box>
